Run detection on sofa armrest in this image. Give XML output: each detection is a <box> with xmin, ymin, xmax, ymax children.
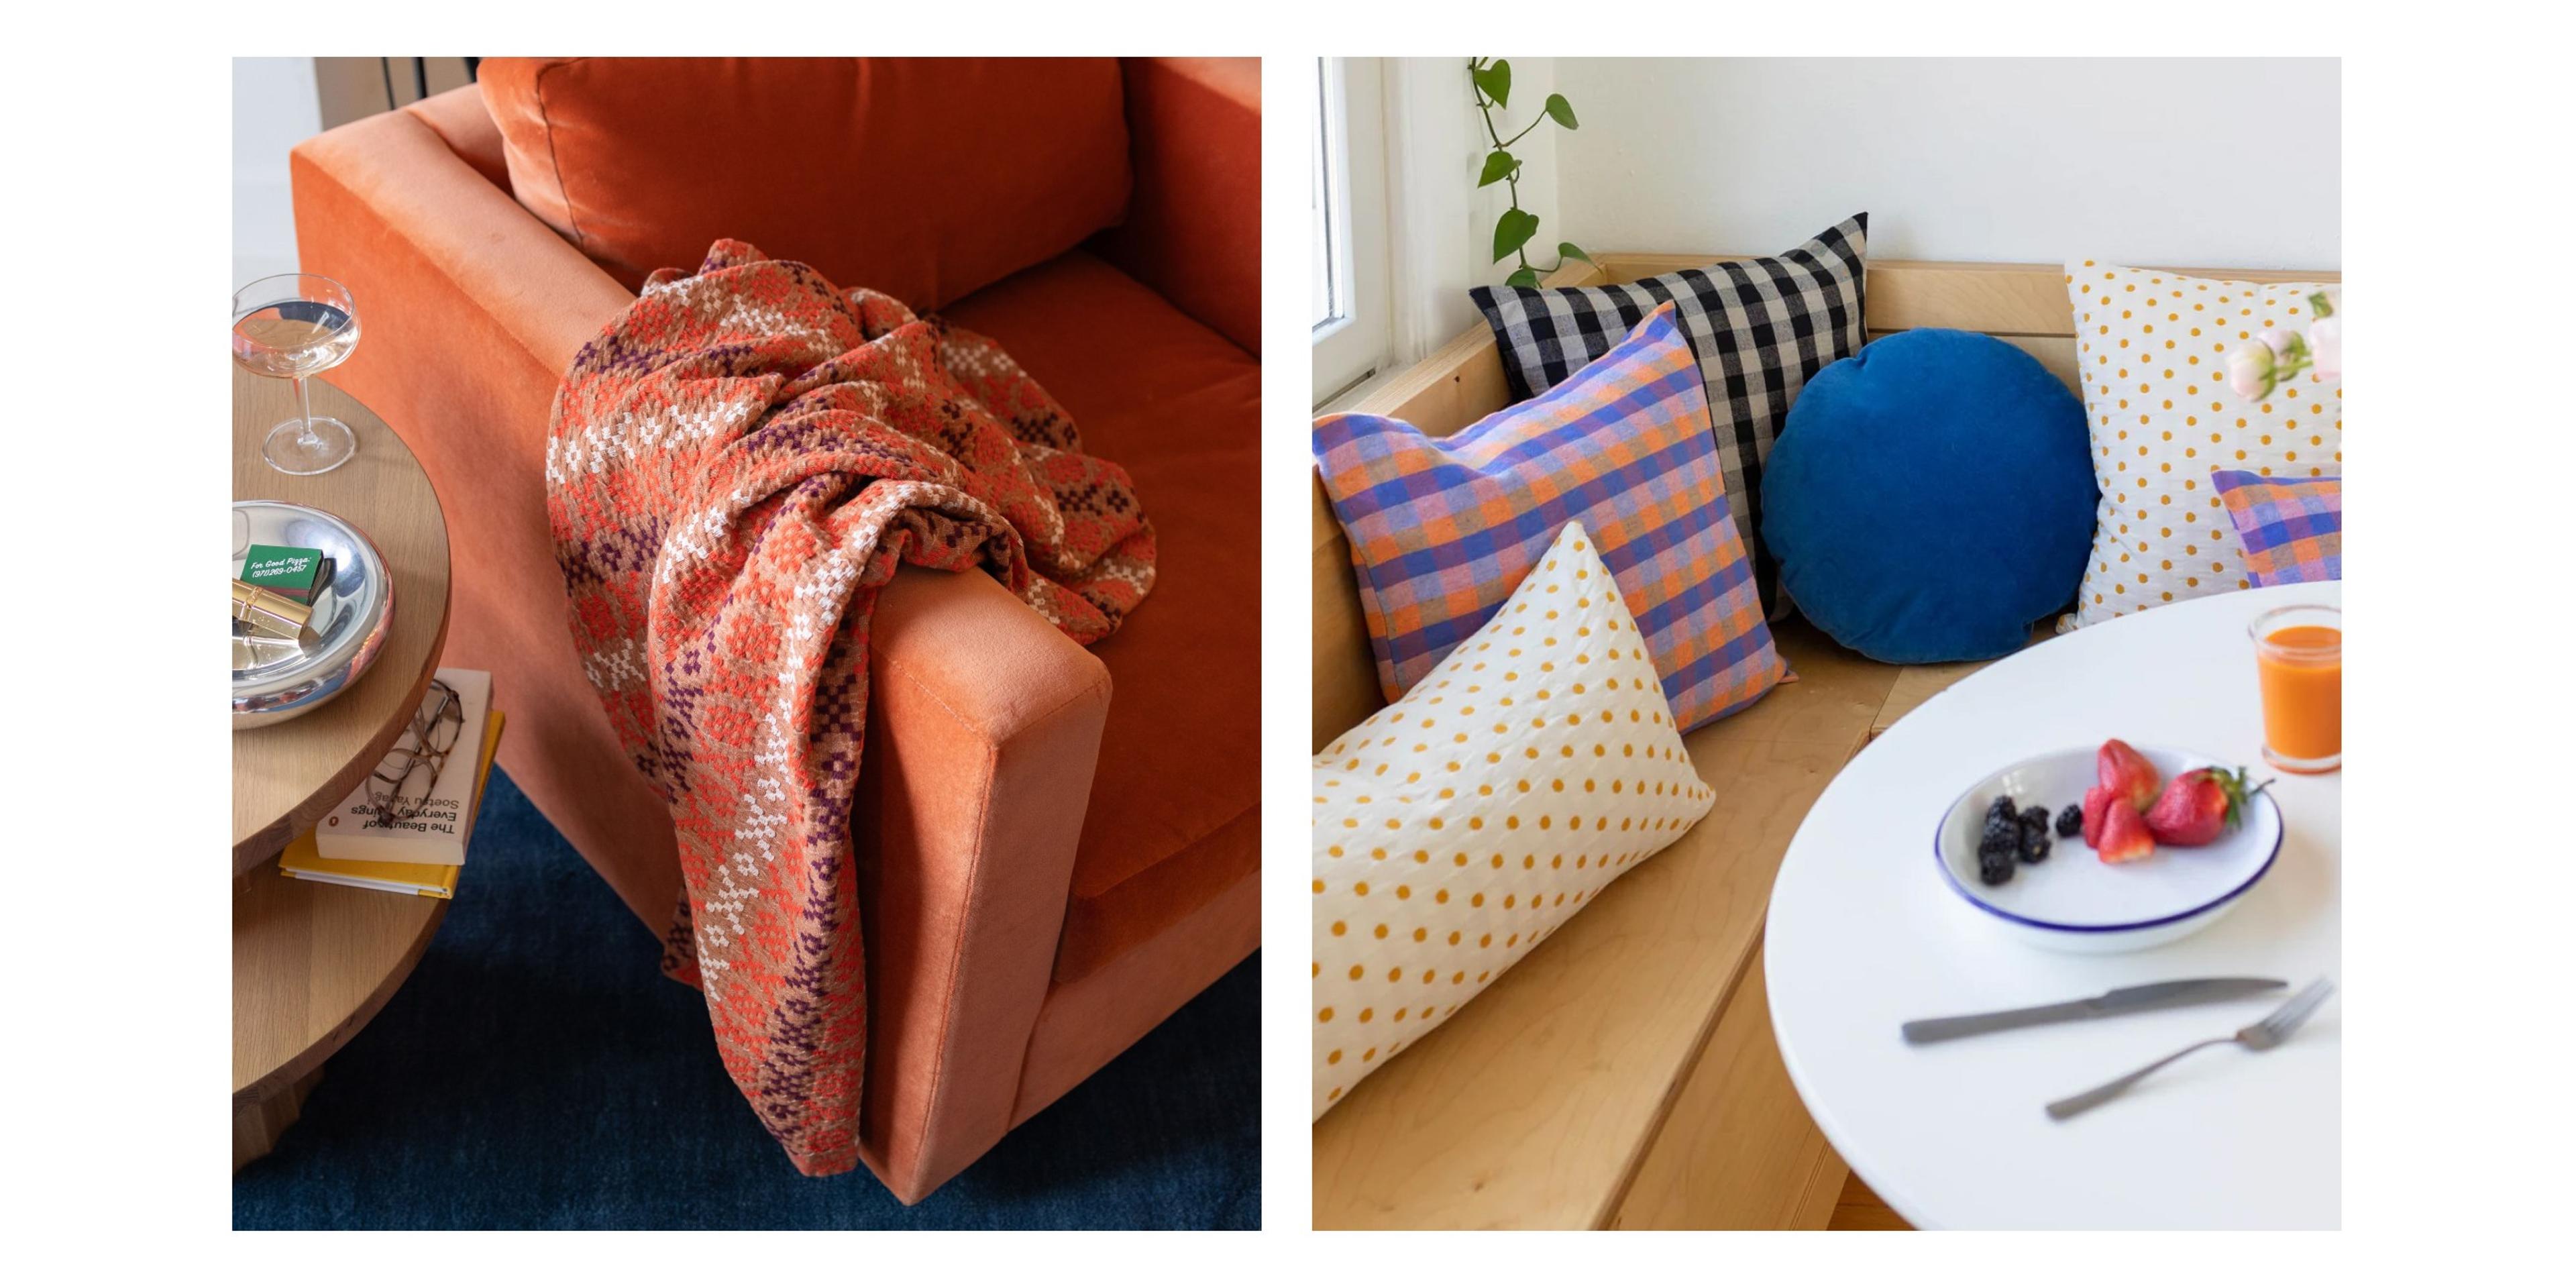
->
<box><xmin>857</xmin><ymin>565</ymin><xmax>1112</xmax><ymax>1201</ymax></box>
<box><xmin>1095</xmin><ymin>57</ymin><xmax>1259</xmax><ymax>355</ymax></box>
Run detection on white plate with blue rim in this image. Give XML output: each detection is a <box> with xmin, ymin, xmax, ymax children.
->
<box><xmin>1933</xmin><ymin>745</ymin><xmax>2283</xmax><ymax>953</ymax></box>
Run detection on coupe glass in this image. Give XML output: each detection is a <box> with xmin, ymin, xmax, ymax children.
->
<box><xmin>232</xmin><ymin>274</ymin><xmax>362</xmax><ymax>475</ymax></box>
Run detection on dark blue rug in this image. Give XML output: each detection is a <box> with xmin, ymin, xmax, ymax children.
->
<box><xmin>233</xmin><ymin>767</ymin><xmax>1260</xmax><ymax>1229</ymax></box>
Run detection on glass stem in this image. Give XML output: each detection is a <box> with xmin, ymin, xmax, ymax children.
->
<box><xmin>293</xmin><ymin>374</ymin><xmax>319</xmax><ymax>447</ymax></box>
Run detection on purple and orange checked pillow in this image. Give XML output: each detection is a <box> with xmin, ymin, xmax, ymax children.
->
<box><xmin>1312</xmin><ymin>304</ymin><xmax>1788</xmax><ymax>732</ymax></box>
<box><xmin>2211</xmin><ymin>468</ymin><xmax>2341</xmax><ymax>586</ymax></box>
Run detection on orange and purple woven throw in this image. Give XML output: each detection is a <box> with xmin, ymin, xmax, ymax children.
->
<box><xmin>545</xmin><ymin>240</ymin><xmax>1155</xmax><ymax>1176</ymax></box>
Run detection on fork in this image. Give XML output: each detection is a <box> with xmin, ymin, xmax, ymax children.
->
<box><xmin>2045</xmin><ymin>979</ymin><xmax>2334</xmax><ymax>1121</ymax></box>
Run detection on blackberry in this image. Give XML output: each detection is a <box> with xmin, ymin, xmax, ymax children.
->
<box><xmin>2019</xmin><ymin>806</ymin><xmax>2051</xmax><ymax>835</ymax></box>
<box><xmin>1982</xmin><ymin>822</ymin><xmax>2019</xmax><ymax>858</ymax></box>
<box><xmin>2055</xmin><ymin>804</ymin><xmax>2084</xmax><ymax>838</ymax></box>
<box><xmin>1986</xmin><ymin>794</ymin><xmax>2019</xmax><ymax>824</ymax></box>
<box><xmin>2021</xmin><ymin>833</ymin><xmax>2052</xmax><ymax>863</ymax></box>
<box><xmin>1978</xmin><ymin>832</ymin><xmax>2021</xmax><ymax>879</ymax></box>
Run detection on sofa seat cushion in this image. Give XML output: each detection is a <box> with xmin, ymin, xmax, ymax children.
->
<box><xmin>479</xmin><ymin>57</ymin><xmax>1131</xmax><ymax>311</ymax></box>
<box><xmin>940</xmin><ymin>251</ymin><xmax>1260</xmax><ymax>984</ymax></box>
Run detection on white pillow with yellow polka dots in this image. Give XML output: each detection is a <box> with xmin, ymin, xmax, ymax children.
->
<box><xmin>2067</xmin><ymin>262</ymin><xmax>2342</xmax><ymax>626</ymax></box>
<box><xmin>1309</xmin><ymin>519</ymin><xmax>1715</xmax><ymax>1120</ymax></box>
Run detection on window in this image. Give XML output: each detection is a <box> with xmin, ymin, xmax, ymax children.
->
<box><xmin>1311</xmin><ymin>59</ymin><xmax>1338</xmax><ymax>331</ymax></box>
<box><xmin>1311</xmin><ymin>58</ymin><xmax>1388</xmax><ymax>407</ymax></box>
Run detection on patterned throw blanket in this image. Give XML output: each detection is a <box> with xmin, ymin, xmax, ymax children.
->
<box><xmin>545</xmin><ymin>241</ymin><xmax>1155</xmax><ymax>1176</ymax></box>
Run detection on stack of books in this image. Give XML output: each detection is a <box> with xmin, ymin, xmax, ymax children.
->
<box><xmin>278</xmin><ymin>667</ymin><xmax>504</xmax><ymax>899</ymax></box>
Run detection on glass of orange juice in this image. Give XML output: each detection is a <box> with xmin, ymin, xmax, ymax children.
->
<box><xmin>2250</xmin><ymin>604</ymin><xmax>2340</xmax><ymax>773</ymax></box>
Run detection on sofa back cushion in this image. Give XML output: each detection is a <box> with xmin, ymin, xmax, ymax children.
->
<box><xmin>480</xmin><ymin>57</ymin><xmax>1131</xmax><ymax>309</ymax></box>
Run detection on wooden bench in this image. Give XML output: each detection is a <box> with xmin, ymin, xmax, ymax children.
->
<box><xmin>1309</xmin><ymin>253</ymin><xmax>2334</xmax><ymax>1229</ymax></box>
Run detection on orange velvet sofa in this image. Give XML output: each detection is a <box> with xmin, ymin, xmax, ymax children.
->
<box><xmin>290</xmin><ymin>56</ymin><xmax>1259</xmax><ymax>1203</ymax></box>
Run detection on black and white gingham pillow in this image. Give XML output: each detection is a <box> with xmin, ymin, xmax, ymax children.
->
<box><xmin>1470</xmin><ymin>213</ymin><xmax>1869</xmax><ymax>616</ymax></box>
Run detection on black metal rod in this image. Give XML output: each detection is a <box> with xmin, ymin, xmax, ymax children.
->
<box><xmin>412</xmin><ymin>57</ymin><xmax>428</xmax><ymax>103</ymax></box>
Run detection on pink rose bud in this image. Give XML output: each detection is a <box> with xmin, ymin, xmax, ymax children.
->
<box><xmin>2308</xmin><ymin>316</ymin><xmax>2339</xmax><ymax>382</ymax></box>
<box><xmin>2226</xmin><ymin>343</ymin><xmax>2275</xmax><ymax>401</ymax></box>
<box><xmin>2258</xmin><ymin>328</ymin><xmax>2302</xmax><ymax>361</ymax></box>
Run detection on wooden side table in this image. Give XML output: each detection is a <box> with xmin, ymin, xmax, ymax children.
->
<box><xmin>232</xmin><ymin>368</ymin><xmax>454</xmax><ymax>1169</ymax></box>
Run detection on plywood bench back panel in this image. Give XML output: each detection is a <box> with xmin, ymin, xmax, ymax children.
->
<box><xmin>1583</xmin><ymin>254</ymin><xmax>2338</xmax><ymax>398</ymax></box>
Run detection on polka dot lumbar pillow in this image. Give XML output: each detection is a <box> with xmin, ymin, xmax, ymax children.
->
<box><xmin>2065</xmin><ymin>262</ymin><xmax>2341</xmax><ymax>626</ymax></box>
<box><xmin>1309</xmin><ymin>519</ymin><xmax>1715</xmax><ymax>1120</ymax></box>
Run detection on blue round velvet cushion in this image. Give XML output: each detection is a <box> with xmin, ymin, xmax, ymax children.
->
<box><xmin>1760</xmin><ymin>328</ymin><xmax>2096</xmax><ymax>663</ymax></box>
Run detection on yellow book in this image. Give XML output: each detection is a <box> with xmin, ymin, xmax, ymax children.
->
<box><xmin>281</xmin><ymin>709</ymin><xmax>504</xmax><ymax>900</ymax></box>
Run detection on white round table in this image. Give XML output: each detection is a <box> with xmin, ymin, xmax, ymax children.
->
<box><xmin>1766</xmin><ymin>584</ymin><xmax>2339</xmax><ymax>1230</ymax></box>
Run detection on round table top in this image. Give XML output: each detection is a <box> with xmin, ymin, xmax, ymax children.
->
<box><xmin>1765</xmin><ymin>584</ymin><xmax>2340</xmax><ymax>1230</ymax></box>
<box><xmin>231</xmin><ymin>367</ymin><xmax>452</xmax><ymax>873</ymax></box>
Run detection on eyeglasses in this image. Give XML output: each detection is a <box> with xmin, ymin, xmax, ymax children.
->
<box><xmin>368</xmin><ymin>679</ymin><xmax>464</xmax><ymax>822</ymax></box>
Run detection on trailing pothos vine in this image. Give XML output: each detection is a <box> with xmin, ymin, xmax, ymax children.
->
<box><xmin>1470</xmin><ymin>58</ymin><xmax>1588</xmax><ymax>288</ymax></box>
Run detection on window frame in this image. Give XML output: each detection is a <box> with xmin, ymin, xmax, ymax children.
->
<box><xmin>1311</xmin><ymin>57</ymin><xmax>1390</xmax><ymax>407</ymax></box>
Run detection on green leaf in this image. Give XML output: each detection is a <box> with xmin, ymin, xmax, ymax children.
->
<box><xmin>1472</xmin><ymin>59</ymin><xmax>1511</xmax><ymax>109</ymax></box>
<box><xmin>1557</xmin><ymin>241</ymin><xmax>1593</xmax><ymax>265</ymax></box>
<box><xmin>1491</xmin><ymin>207</ymin><xmax>1540</xmax><ymax>263</ymax></box>
<box><xmin>1478</xmin><ymin>150</ymin><xmax>1516</xmax><ymax>187</ymax></box>
<box><xmin>1544</xmin><ymin>93</ymin><xmax>1578</xmax><ymax>129</ymax></box>
<box><xmin>1505</xmin><ymin>267</ymin><xmax>1541</xmax><ymax>289</ymax></box>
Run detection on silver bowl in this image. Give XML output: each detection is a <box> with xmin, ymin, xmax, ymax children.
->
<box><xmin>232</xmin><ymin>500</ymin><xmax>395</xmax><ymax>729</ymax></box>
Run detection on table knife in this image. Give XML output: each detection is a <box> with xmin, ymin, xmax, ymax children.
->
<box><xmin>1900</xmin><ymin>977</ymin><xmax>2288</xmax><ymax>1044</ymax></box>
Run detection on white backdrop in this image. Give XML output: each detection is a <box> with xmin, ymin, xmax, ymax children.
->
<box><xmin>1552</xmin><ymin>58</ymin><xmax>2340</xmax><ymax>270</ymax></box>
<box><xmin>1330</xmin><ymin>56</ymin><xmax>2339</xmax><ymax>404</ymax></box>
<box><xmin>1380</xmin><ymin>57</ymin><xmax>1565</xmax><ymax>368</ymax></box>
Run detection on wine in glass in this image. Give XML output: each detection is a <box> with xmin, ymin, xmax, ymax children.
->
<box><xmin>232</xmin><ymin>274</ymin><xmax>362</xmax><ymax>475</ymax></box>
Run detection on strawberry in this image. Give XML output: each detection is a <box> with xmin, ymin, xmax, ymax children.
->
<box><xmin>2097</xmin><ymin>739</ymin><xmax>2161</xmax><ymax>812</ymax></box>
<box><xmin>2081</xmin><ymin>784</ymin><xmax>2113</xmax><ymax>849</ymax></box>
<box><xmin>2095</xmin><ymin>796</ymin><xmax>2156</xmax><ymax>863</ymax></box>
<box><xmin>2143</xmin><ymin>766</ymin><xmax>2263</xmax><ymax>847</ymax></box>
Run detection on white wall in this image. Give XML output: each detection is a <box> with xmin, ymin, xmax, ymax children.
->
<box><xmin>233</xmin><ymin>58</ymin><xmax>321</xmax><ymax>286</ymax></box>
<box><xmin>1380</xmin><ymin>57</ymin><xmax>1565</xmax><ymax>365</ymax></box>
<box><xmin>1552</xmin><ymin>58</ymin><xmax>2339</xmax><ymax>270</ymax></box>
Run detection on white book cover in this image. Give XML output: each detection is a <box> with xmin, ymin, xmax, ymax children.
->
<box><xmin>285</xmin><ymin>869</ymin><xmax>441</xmax><ymax>898</ymax></box>
<box><xmin>315</xmin><ymin>667</ymin><xmax>493</xmax><ymax>866</ymax></box>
